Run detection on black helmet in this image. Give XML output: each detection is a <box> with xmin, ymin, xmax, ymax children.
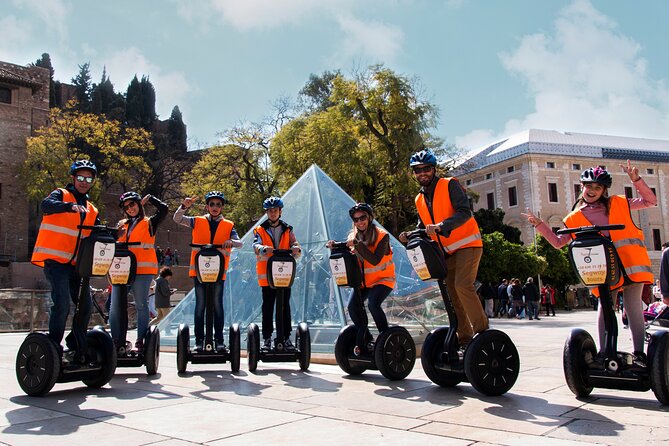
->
<box><xmin>263</xmin><ymin>196</ymin><xmax>284</xmax><ymax>209</ymax></box>
<box><xmin>69</xmin><ymin>159</ymin><xmax>97</xmax><ymax>176</ymax></box>
<box><xmin>349</xmin><ymin>203</ymin><xmax>374</xmax><ymax>219</ymax></box>
<box><xmin>580</xmin><ymin>167</ymin><xmax>612</xmax><ymax>188</ymax></box>
<box><xmin>204</xmin><ymin>191</ymin><xmax>226</xmax><ymax>204</ymax></box>
<box><xmin>119</xmin><ymin>191</ymin><xmax>141</xmax><ymax>208</ymax></box>
<box><xmin>409</xmin><ymin>149</ymin><xmax>437</xmax><ymax>167</ymax></box>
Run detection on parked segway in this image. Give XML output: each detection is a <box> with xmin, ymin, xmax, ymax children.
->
<box><xmin>176</xmin><ymin>243</ymin><xmax>240</xmax><ymax>373</ymax></box>
<box><xmin>560</xmin><ymin>224</ymin><xmax>669</xmax><ymax>404</ymax></box>
<box><xmin>247</xmin><ymin>249</ymin><xmax>310</xmax><ymax>372</ymax></box>
<box><xmin>330</xmin><ymin>242</ymin><xmax>416</xmax><ymax>380</ymax></box>
<box><xmin>406</xmin><ymin>229</ymin><xmax>519</xmax><ymax>396</ymax></box>
<box><xmin>107</xmin><ymin>240</ymin><xmax>160</xmax><ymax>375</ymax></box>
<box><xmin>16</xmin><ymin>225</ymin><xmax>118</xmax><ymax>396</ymax></box>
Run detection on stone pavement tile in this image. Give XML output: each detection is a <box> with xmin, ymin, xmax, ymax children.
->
<box><xmin>0</xmin><ymin>414</ymin><xmax>167</xmax><ymax>446</ymax></box>
<box><xmin>97</xmin><ymin>399</ymin><xmax>310</xmax><ymax>443</ymax></box>
<box><xmin>0</xmin><ymin>398</ymin><xmax>67</xmax><ymax>428</ymax></box>
<box><xmin>207</xmin><ymin>416</ymin><xmax>471</xmax><ymax>446</ymax></box>
<box><xmin>298</xmin><ymin>405</ymin><xmax>430</xmax><ymax>430</ymax></box>
<box><xmin>562</xmin><ymin>397</ymin><xmax>669</xmax><ymax>427</ymax></box>
<box><xmin>216</xmin><ymin>392</ymin><xmax>319</xmax><ymax>413</ymax></box>
<box><xmin>140</xmin><ymin>440</ymin><xmax>201</xmax><ymax>446</ymax></box>
<box><xmin>547</xmin><ymin>418</ymin><xmax>669</xmax><ymax>445</ymax></box>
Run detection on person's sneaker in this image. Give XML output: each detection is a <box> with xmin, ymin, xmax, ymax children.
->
<box><xmin>633</xmin><ymin>351</ymin><xmax>647</xmax><ymax>368</ymax></box>
<box><xmin>215</xmin><ymin>339</ymin><xmax>226</xmax><ymax>353</ymax></box>
<box><xmin>263</xmin><ymin>338</ymin><xmax>272</xmax><ymax>351</ymax></box>
<box><xmin>135</xmin><ymin>339</ymin><xmax>144</xmax><ymax>354</ymax></box>
<box><xmin>284</xmin><ymin>338</ymin><xmax>296</xmax><ymax>352</ymax></box>
<box><xmin>62</xmin><ymin>349</ymin><xmax>77</xmax><ymax>363</ymax></box>
<box><xmin>535</xmin><ymin>317</ymin><xmax>541</xmax><ymax>320</ymax></box>
<box><xmin>194</xmin><ymin>339</ymin><xmax>204</xmax><ymax>352</ymax></box>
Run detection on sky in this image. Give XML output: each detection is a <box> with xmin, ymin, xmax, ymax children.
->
<box><xmin>2</xmin><ymin>0</ymin><xmax>669</xmax><ymax>153</ymax></box>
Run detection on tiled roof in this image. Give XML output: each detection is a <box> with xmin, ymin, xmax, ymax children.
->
<box><xmin>0</xmin><ymin>67</ymin><xmax>44</xmax><ymax>90</ymax></box>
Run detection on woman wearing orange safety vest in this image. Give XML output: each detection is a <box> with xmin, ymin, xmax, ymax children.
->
<box><xmin>327</xmin><ymin>203</ymin><xmax>396</xmax><ymax>356</ymax></box>
<box><xmin>523</xmin><ymin>161</ymin><xmax>656</xmax><ymax>366</ymax></box>
<box><xmin>174</xmin><ymin>191</ymin><xmax>243</xmax><ymax>352</ymax></box>
<box><xmin>110</xmin><ymin>191</ymin><xmax>168</xmax><ymax>353</ymax></box>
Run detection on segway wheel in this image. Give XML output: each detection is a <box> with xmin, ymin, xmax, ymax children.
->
<box><xmin>464</xmin><ymin>329</ymin><xmax>520</xmax><ymax>396</ymax></box>
<box><xmin>420</xmin><ymin>327</ymin><xmax>462</xmax><ymax>387</ymax></box>
<box><xmin>176</xmin><ymin>324</ymin><xmax>190</xmax><ymax>374</ymax></box>
<box><xmin>334</xmin><ymin>325</ymin><xmax>366</xmax><ymax>375</ymax></box>
<box><xmin>648</xmin><ymin>331</ymin><xmax>669</xmax><ymax>405</ymax></box>
<box><xmin>563</xmin><ymin>328</ymin><xmax>596</xmax><ymax>398</ymax></box>
<box><xmin>15</xmin><ymin>333</ymin><xmax>60</xmax><ymax>396</ymax></box>
<box><xmin>297</xmin><ymin>322</ymin><xmax>311</xmax><ymax>371</ymax></box>
<box><xmin>144</xmin><ymin>325</ymin><xmax>160</xmax><ymax>375</ymax></box>
<box><xmin>247</xmin><ymin>323</ymin><xmax>260</xmax><ymax>373</ymax></box>
<box><xmin>83</xmin><ymin>327</ymin><xmax>117</xmax><ymax>388</ymax></box>
<box><xmin>229</xmin><ymin>323</ymin><xmax>241</xmax><ymax>373</ymax></box>
<box><xmin>375</xmin><ymin>326</ymin><xmax>416</xmax><ymax>381</ymax></box>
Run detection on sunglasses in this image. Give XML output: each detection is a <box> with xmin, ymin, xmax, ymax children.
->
<box><xmin>207</xmin><ymin>202</ymin><xmax>223</xmax><ymax>208</ymax></box>
<box><xmin>412</xmin><ymin>165</ymin><xmax>433</xmax><ymax>174</ymax></box>
<box><xmin>75</xmin><ymin>175</ymin><xmax>95</xmax><ymax>184</ymax></box>
<box><xmin>352</xmin><ymin>214</ymin><xmax>368</xmax><ymax>223</ymax></box>
<box><xmin>122</xmin><ymin>201</ymin><xmax>138</xmax><ymax>211</ymax></box>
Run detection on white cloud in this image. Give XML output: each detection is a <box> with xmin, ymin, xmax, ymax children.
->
<box><xmin>11</xmin><ymin>0</ymin><xmax>70</xmax><ymax>43</ymax></box>
<box><xmin>207</xmin><ymin>0</ymin><xmax>325</xmax><ymax>30</ymax></box>
<box><xmin>333</xmin><ymin>15</ymin><xmax>404</xmax><ymax>64</ymax></box>
<box><xmin>0</xmin><ymin>15</ymin><xmax>32</xmax><ymax>61</ymax></box>
<box><xmin>456</xmin><ymin>0</ymin><xmax>669</xmax><ymax>151</ymax></box>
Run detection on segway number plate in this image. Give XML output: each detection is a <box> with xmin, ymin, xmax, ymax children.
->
<box><xmin>108</xmin><ymin>256</ymin><xmax>132</xmax><ymax>285</ymax></box>
<box><xmin>571</xmin><ymin>245</ymin><xmax>608</xmax><ymax>286</ymax></box>
<box><xmin>407</xmin><ymin>247</ymin><xmax>431</xmax><ymax>281</ymax></box>
<box><xmin>330</xmin><ymin>258</ymin><xmax>350</xmax><ymax>286</ymax></box>
<box><xmin>198</xmin><ymin>255</ymin><xmax>221</xmax><ymax>283</ymax></box>
<box><xmin>271</xmin><ymin>261</ymin><xmax>294</xmax><ymax>288</ymax></box>
<box><xmin>92</xmin><ymin>242</ymin><xmax>115</xmax><ymax>276</ymax></box>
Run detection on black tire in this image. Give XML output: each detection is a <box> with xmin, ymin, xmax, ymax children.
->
<box><xmin>229</xmin><ymin>323</ymin><xmax>241</xmax><ymax>373</ymax></box>
<box><xmin>176</xmin><ymin>324</ymin><xmax>190</xmax><ymax>374</ymax></box>
<box><xmin>648</xmin><ymin>331</ymin><xmax>669</xmax><ymax>405</ymax></box>
<box><xmin>15</xmin><ymin>333</ymin><xmax>60</xmax><ymax>396</ymax></box>
<box><xmin>375</xmin><ymin>326</ymin><xmax>416</xmax><ymax>381</ymax></box>
<box><xmin>420</xmin><ymin>327</ymin><xmax>462</xmax><ymax>387</ymax></box>
<box><xmin>464</xmin><ymin>329</ymin><xmax>520</xmax><ymax>396</ymax></box>
<box><xmin>144</xmin><ymin>325</ymin><xmax>160</xmax><ymax>375</ymax></box>
<box><xmin>297</xmin><ymin>322</ymin><xmax>311</xmax><ymax>371</ymax></box>
<box><xmin>563</xmin><ymin>328</ymin><xmax>596</xmax><ymax>398</ymax></box>
<box><xmin>334</xmin><ymin>325</ymin><xmax>366</xmax><ymax>375</ymax></box>
<box><xmin>83</xmin><ymin>327</ymin><xmax>117</xmax><ymax>388</ymax></box>
<box><xmin>247</xmin><ymin>323</ymin><xmax>260</xmax><ymax>372</ymax></box>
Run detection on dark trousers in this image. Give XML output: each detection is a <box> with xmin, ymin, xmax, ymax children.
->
<box><xmin>347</xmin><ymin>285</ymin><xmax>392</xmax><ymax>349</ymax></box>
<box><xmin>261</xmin><ymin>286</ymin><xmax>292</xmax><ymax>341</ymax></box>
<box><xmin>545</xmin><ymin>302</ymin><xmax>556</xmax><ymax>316</ymax></box>
<box><xmin>193</xmin><ymin>278</ymin><xmax>225</xmax><ymax>342</ymax></box>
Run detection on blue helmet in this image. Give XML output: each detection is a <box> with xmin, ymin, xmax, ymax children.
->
<box><xmin>204</xmin><ymin>191</ymin><xmax>226</xmax><ymax>204</ymax></box>
<box><xmin>69</xmin><ymin>159</ymin><xmax>97</xmax><ymax>176</ymax></box>
<box><xmin>409</xmin><ymin>149</ymin><xmax>437</xmax><ymax>167</ymax></box>
<box><xmin>263</xmin><ymin>196</ymin><xmax>284</xmax><ymax>209</ymax></box>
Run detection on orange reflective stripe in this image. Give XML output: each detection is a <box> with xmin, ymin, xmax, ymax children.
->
<box><xmin>188</xmin><ymin>217</ymin><xmax>234</xmax><ymax>279</ymax></box>
<box><xmin>254</xmin><ymin>226</ymin><xmax>291</xmax><ymax>287</ymax></box>
<box><xmin>122</xmin><ymin>218</ymin><xmax>159</xmax><ymax>275</ymax></box>
<box><xmin>361</xmin><ymin>227</ymin><xmax>396</xmax><ymax>290</ymax></box>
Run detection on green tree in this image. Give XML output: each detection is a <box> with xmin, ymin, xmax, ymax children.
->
<box><xmin>71</xmin><ymin>62</ymin><xmax>92</xmax><ymax>112</ymax></box>
<box><xmin>90</xmin><ymin>67</ymin><xmax>126</xmax><ymax>121</ymax></box>
<box><xmin>125</xmin><ymin>75</ymin><xmax>156</xmax><ymax>129</ymax></box>
<box><xmin>298</xmin><ymin>70</ymin><xmax>340</xmax><ymax>112</ymax></box>
<box><xmin>167</xmin><ymin>105</ymin><xmax>187</xmax><ymax>153</ymax></box>
<box><xmin>533</xmin><ymin>235</ymin><xmax>580</xmax><ymax>291</ymax></box>
<box><xmin>474</xmin><ymin>208</ymin><xmax>522</xmax><ymax>244</ymax></box>
<box><xmin>477</xmin><ymin>232</ymin><xmax>547</xmax><ymax>284</ymax></box>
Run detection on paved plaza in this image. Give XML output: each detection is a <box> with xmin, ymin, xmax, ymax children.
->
<box><xmin>0</xmin><ymin>309</ymin><xmax>667</xmax><ymax>446</ymax></box>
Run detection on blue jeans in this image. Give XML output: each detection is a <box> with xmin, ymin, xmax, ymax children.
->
<box><xmin>347</xmin><ymin>285</ymin><xmax>392</xmax><ymax>349</ymax></box>
<box><xmin>261</xmin><ymin>286</ymin><xmax>292</xmax><ymax>341</ymax></box>
<box><xmin>44</xmin><ymin>260</ymin><xmax>90</xmax><ymax>350</ymax></box>
<box><xmin>193</xmin><ymin>278</ymin><xmax>225</xmax><ymax>342</ymax></box>
<box><xmin>110</xmin><ymin>274</ymin><xmax>153</xmax><ymax>344</ymax></box>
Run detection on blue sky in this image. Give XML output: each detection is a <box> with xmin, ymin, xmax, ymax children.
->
<box><xmin>2</xmin><ymin>0</ymin><xmax>668</xmax><ymax>152</ymax></box>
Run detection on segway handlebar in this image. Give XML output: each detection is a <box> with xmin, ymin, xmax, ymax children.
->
<box><xmin>556</xmin><ymin>224</ymin><xmax>625</xmax><ymax>236</ymax></box>
<box><xmin>189</xmin><ymin>243</ymin><xmax>224</xmax><ymax>249</ymax></box>
<box><xmin>327</xmin><ymin>241</ymin><xmax>349</xmax><ymax>250</ymax></box>
<box><xmin>271</xmin><ymin>249</ymin><xmax>294</xmax><ymax>256</ymax></box>
<box><xmin>115</xmin><ymin>241</ymin><xmax>142</xmax><ymax>248</ymax></box>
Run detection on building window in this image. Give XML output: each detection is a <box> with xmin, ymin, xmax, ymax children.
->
<box><xmin>485</xmin><ymin>173</ymin><xmax>492</xmax><ymax>180</ymax></box>
<box><xmin>546</xmin><ymin>162</ymin><xmax>555</xmax><ymax>168</ymax></box>
<box><xmin>0</xmin><ymin>86</ymin><xmax>12</xmax><ymax>104</ymax></box>
<box><xmin>487</xmin><ymin>192</ymin><xmax>495</xmax><ymax>210</ymax></box>
<box><xmin>647</xmin><ymin>168</ymin><xmax>654</xmax><ymax>175</ymax></box>
<box><xmin>653</xmin><ymin>229</ymin><xmax>662</xmax><ymax>251</ymax></box>
<box><xmin>508</xmin><ymin>186</ymin><xmax>517</xmax><ymax>207</ymax></box>
<box><xmin>572</xmin><ymin>163</ymin><xmax>581</xmax><ymax>170</ymax></box>
<box><xmin>624</xmin><ymin>187</ymin><xmax>633</xmax><ymax>199</ymax></box>
<box><xmin>573</xmin><ymin>184</ymin><xmax>581</xmax><ymax>200</ymax></box>
<box><xmin>548</xmin><ymin>183</ymin><xmax>559</xmax><ymax>203</ymax></box>
<box><xmin>507</xmin><ymin>166</ymin><xmax>515</xmax><ymax>173</ymax></box>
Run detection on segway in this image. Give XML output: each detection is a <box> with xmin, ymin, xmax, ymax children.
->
<box><xmin>329</xmin><ymin>242</ymin><xmax>416</xmax><ymax>380</ymax></box>
<box><xmin>406</xmin><ymin>230</ymin><xmax>519</xmax><ymax>396</ymax></box>
<box><xmin>16</xmin><ymin>225</ymin><xmax>118</xmax><ymax>396</ymax></box>
<box><xmin>176</xmin><ymin>243</ymin><xmax>240</xmax><ymax>373</ymax></box>
<box><xmin>107</xmin><ymin>240</ymin><xmax>160</xmax><ymax>375</ymax></box>
<box><xmin>247</xmin><ymin>249</ymin><xmax>310</xmax><ymax>372</ymax></box>
<box><xmin>560</xmin><ymin>224</ymin><xmax>669</xmax><ymax>404</ymax></box>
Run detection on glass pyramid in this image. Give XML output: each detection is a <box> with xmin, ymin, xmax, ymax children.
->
<box><xmin>159</xmin><ymin>165</ymin><xmax>447</xmax><ymax>354</ymax></box>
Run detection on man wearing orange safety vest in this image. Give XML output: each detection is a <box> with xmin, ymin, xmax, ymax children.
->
<box><xmin>174</xmin><ymin>191</ymin><xmax>242</xmax><ymax>352</ymax></box>
<box><xmin>253</xmin><ymin>197</ymin><xmax>301</xmax><ymax>351</ymax></box>
<box><xmin>31</xmin><ymin>160</ymin><xmax>101</xmax><ymax>352</ymax></box>
<box><xmin>400</xmin><ymin>149</ymin><xmax>488</xmax><ymax>348</ymax></box>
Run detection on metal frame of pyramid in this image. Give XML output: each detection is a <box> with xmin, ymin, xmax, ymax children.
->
<box><xmin>159</xmin><ymin>165</ymin><xmax>446</xmax><ymax>353</ymax></box>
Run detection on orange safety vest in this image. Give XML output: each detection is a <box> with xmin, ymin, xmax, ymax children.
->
<box><xmin>415</xmin><ymin>177</ymin><xmax>482</xmax><ymax>253</ymax></box>
<box><xmin>254</xmin><ymin>224</ymin><xmax>293</xmax><ymax>287</ymax></box>
<box><xmin>360</xmin><ymin>226</ymin><xmax>396</xmax><ymax>289</ymax></box>
<box><xmin>120</xmin><ymin>217</ymin><xmax>158</xmax><ymax>275</ymax></box>
<box><xmin>188</xmin><ymin>216</ymin><xmax>234</xmax><ymax>279</ymax></box>
<box><xmin>564</xmin><ymin>195</ymin><xmax>654</xmax><ymax>291</ymax></box>
<box><xmin>31</xmin><ymin>188</ymin><xmax>98</xmax><ymax>267</ymax></box>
